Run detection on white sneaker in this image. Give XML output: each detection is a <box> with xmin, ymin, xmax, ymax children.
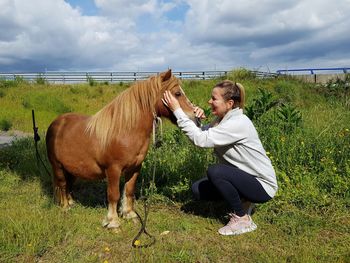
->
<box><xmin>218</xmin><ymin>214</ymin><xmax>257</xmax><ymax>236</ymax></box>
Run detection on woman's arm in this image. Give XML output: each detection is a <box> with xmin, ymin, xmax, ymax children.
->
<box><xmin>163</xmin><ymin>91</ymin><xmax>246</xmax><ymax>148</ymax></box>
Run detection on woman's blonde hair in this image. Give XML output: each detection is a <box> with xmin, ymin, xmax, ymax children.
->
<box><xmin>215</xmin><ymin>80</ymin><xmax>245</xmax><ymax>109</ymax></box>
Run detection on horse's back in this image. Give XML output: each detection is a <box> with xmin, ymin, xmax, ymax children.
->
<box><xmin>46</xmin><ymin>113</ymin><xmax>89</xmax><ymax>148</ymax></box>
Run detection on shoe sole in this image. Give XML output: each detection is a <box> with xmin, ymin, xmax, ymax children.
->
<box><xmin>218</xmin><ymin>222</ymin><xmax>257</xmax><ymax>236</ymax></box>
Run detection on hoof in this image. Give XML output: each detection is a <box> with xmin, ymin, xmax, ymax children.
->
<box><xmin>68</xmin><ymin>199</ymin><xmax>75</xmax><ymax>207</ymax></box>
<box><xmin>102</xmin><ymin>218</ymin><xmax>109</xmax><ymax>228</ymax></box>
<box><xmin>61</xmin><ymin>205</ymin><xmax>72</xmax><ymax>212</ymax></box>
<box><xmin>121</xmin><ymin>210</ymin><xmax>138</xmax><ymax>220</ymax></box>
<box><xmin>110</xmin><ymin>228</ymin><xmax>121</xmax><ymax>234</ymax></box>
<box><xmin>102</xmin><ymin>218</ymin><xmax>120</xmax><ymax>229</ymax></box>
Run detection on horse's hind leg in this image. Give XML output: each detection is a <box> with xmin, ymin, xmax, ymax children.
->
<box><xmin>52</xmin><ymin>165</ymin><xmax>72</xmax><ymax>209</ymax></box>
<box><xmin>65</xmin><ymin>172</ymin><xmax>76</xmax><ymax>206</ymax></box>
<box><xmin>119</xmin><ymin>168</ymin><xmax>140</xmax><ymax>220</ymax></box>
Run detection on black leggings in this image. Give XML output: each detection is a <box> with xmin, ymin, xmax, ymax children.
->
<box><xmin>192</xmin><ymin>164</ymin><xmax>271</xmax><ymax>216</ymax></box>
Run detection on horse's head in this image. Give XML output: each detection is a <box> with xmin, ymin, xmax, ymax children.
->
<box><xmin>155</xmin><ymin>69</ymin><xmax>199</xmax><ymax>126</ymax></box>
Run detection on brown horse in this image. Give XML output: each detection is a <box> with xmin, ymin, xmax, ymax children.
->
<box><xmin>46</xmin><ymin>70</ymin><xmax>197</xmax><ymax>229</ymax></box>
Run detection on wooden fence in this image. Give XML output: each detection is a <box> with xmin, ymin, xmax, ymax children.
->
<box><xmin>0</xmin><ymin>70</ymin><xmax>277</xmax><ymax>84</ymax></box>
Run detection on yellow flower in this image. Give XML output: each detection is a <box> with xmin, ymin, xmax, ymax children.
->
<box><xmin>134</xmin><ymin>240</ymin><xmax>141</xmax><ymax>246</ymax></box>
<box><xmin>104</xmin><ymin>247</ymin><xmax>110</xmax><ymax>252</ymax></box>
<box><xmin>103</xmin><ymin>260</ymin><xmax>109</xmax><ymax>263</ymax></box>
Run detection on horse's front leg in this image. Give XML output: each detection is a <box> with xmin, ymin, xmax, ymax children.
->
<box><xmin>119</xmin><ymin>167</ymin><xmax>141</xmax><ymax>220</ymax></box>
<box><xmin>102</xmin><ymin>165</ymin><xmax>122</xmax><ymax>229</ymax></box>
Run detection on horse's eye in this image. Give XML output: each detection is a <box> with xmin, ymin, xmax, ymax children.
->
<box><xmin>175</xmin><ymin>92</ymin><xmax>181</xmax><ymax>97</ymax></box>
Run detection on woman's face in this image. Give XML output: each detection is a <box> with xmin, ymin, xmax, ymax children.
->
<box><xmin>208</xmin><ymin>87</ymin><xmax>234</xmax><ymax>118</ymax></box>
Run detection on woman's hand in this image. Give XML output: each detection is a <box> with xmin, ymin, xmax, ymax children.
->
<box><xmin>194</xmin><ymin>106</ymin><xmax>206</xmax><ymax>119</ymax></box>
<box><xmin>162</xmin><ymin>90</ymin><xmax>180</xmax><ymax>112</ymax></box>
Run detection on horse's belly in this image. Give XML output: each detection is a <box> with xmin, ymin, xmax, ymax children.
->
<box><xmin>63</xmin><ymin>159</ymin><xmax>104</xmax><ymax>180</ymax></box>
<box><xmin>57</xmin><ymin>142</ymin><xmax>104</xmax><ymax>179</ymax></box>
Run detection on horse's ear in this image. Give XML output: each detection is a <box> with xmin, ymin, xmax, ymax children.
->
<box><xmin>161</xmin><ymin>69</ymin><xmax>172</xmax><ymax>81</ymax></box>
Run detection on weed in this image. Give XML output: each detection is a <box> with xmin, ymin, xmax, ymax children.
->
<box><xmin>0</xmin><ymin>76</ymin><xmax>26</xmax><ymax>88</ymax></box>
<box><xmin>276</xmin><ymin>103</ymin><xmax>303</xmax><ymax>132</ymax></box>
<box><xmin>227</xmin><ymin>68</ymin><xmax>257</xmax><ymax>80</ymax></box>
<box><xmin>0</xmin><ymin>119</ymin><xmax>12</xmax><ymax>131</ymax></box>
<box><xmin>316</xmin><ymin>74</ymin><xmax>350</xmax><ymax>107</ymax></box>
<box><xmin>22</xmin><ymin>98</ymin><xmax>31</xmax><ymax>109</ymax></box>
<box><xmin>87</xmin><ymin>76</ymin><xmax>97</xmax><ymax>86</ymax></box>
<box><xmin>245</xmin><ymin>88</ymin><xmax>279</xmax><ymax>120</ymax></box>
<box><xmin>35</xmin><ymin>74</ymin><xmax>47</xmax><ymax>85</ymax></box>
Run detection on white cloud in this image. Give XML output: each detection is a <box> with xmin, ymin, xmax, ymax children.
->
<box><xmin>0</xmin><ymin>0</ymin><xmax>349</xmax><ymax>72</ymax></box>
<box><xmin>183</xmin><ymin>0</ymin><xmax>350</xmax><ymax>68</ymax></box>
<box><xmin>0</xmin><ymin>0</ymin><xmax>142</xmax><ymax>70</ymax></box>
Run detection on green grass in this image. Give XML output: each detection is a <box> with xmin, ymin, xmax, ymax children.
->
<box><xmin>0</xmin><ymin>71</ymin><xmax>349</xmax><ymax>262</ymax></box>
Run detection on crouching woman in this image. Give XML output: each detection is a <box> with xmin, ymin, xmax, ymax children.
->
<box><xmin>162</xmin><ymin>80</ymin><xmax>278</xmax><ymax>236</ymax></box>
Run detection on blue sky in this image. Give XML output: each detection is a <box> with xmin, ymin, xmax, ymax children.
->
<box><xmin>0</xmin><ymin>0</ymin><xmax>349</xmax><ymax>72</ymax></box>
<box><xmin>67</xmin><ymin>0</ymin><xmax>99</xmax><ymax>15</ymax></box>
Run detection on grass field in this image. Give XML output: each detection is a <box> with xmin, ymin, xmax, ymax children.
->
<box><xmin>0</xmin><ymin>70</ymin><xmax>349</xmax><ymax>262</ymax></box>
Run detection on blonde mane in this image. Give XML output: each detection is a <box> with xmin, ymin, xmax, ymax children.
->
<box><xmin>85</xmin><ymin>74</ymin><xmax>178</xmax><ymax>150</ymax></box>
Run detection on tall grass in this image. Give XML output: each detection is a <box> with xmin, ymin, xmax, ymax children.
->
<box><xmin>0</xmin><ymin>71</ymin><xmax>349</xmax><ymax>262</ymax></box>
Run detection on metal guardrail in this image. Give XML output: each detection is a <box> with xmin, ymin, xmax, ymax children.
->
<box><xmin>276</xmin><ymin>67</ymin><xmax>350</xmax><ymax>75</ymax></box>
<box><xmin>0</xmin><ymin>70</ymin><xmax>277</xmax><ymax>83</ymax></box>
<box><xmin>0</xmin><ymin>71</ymin><xmax>228</xmax><ymax>83</ymax></box>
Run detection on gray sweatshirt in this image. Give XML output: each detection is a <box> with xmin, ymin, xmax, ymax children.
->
<box><xmin>173</xmin><ymin>107</ymin><xmax>278</xmax><ymax>198</ymax></box>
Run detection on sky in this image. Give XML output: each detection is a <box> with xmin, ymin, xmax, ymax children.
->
<box><xmin>0</xmin><ymin>0</ymin><xmax>349</xmax><ymax>73</ymax></box>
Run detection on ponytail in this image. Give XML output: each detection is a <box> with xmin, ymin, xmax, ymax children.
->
<box><xmin>235</xmin><ymin>82</ymin><xmax>245</xmax><ymax>109</ymax></box>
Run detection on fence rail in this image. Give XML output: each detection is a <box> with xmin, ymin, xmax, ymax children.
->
<box><xmin>0</xmin><ymin>70</ymin><xmax>277</xmax><ymax>83</ymax></box>
<box><xmin>276</xmin><ymin>67</ymin><xmax>350</xmax><ymax>75</ymax></box>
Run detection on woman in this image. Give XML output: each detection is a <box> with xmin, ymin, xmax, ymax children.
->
<box><xmin>162</xmin><ymin>80</ymin><xmax>278</xmax><ymax>236</ymax></box>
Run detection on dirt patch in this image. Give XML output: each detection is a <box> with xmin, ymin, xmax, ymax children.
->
<box><xmin>0</xmin><ymin>130</ymin><xmax>32</xmax><ymax>149</ymax></box>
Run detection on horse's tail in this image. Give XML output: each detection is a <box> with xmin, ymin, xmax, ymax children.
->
<box><xmin>54</xmin><ymin>186</ymin><xmax>63</xmax><ymax>205</ymax></box>
<box><xmin>54</xmin><ymin>185</ymin><xmax>72</xmax><ymax>208</ymax></box>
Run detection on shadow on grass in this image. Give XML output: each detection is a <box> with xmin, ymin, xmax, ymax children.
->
<box><xmin>0</xmin><ymin>136</ymin><xmax>108</xmax><ymax>208</ymax></box>
<box><xmin>180</xmin><ymin>200</ymin><xmax>229</xmax><ymax>223</ymax></box>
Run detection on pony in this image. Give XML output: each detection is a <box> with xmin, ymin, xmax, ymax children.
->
<box><xmin>46</xmin><ymin>70</ymin><xmax>197</xmax><ymax>229</ymax></box>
